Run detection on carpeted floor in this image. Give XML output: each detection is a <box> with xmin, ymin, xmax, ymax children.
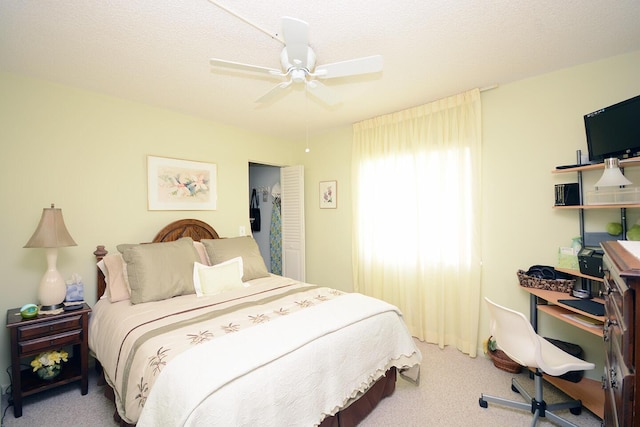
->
<box><xmin>1</xmin><ymin>339</ymin><xmax>602</xmax><ymax>427</ymax></box>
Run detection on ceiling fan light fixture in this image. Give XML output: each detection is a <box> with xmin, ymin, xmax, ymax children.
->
<box><xmin>291</xmin><ymin>69</ymin><xmax>307</xmax><ymax>83</ymax></box>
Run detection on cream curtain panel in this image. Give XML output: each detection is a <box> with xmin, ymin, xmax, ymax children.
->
<box><xmin>352</xmin><ymin>89</ymin><xmax>482</xmax><ymax>356</ymax></box>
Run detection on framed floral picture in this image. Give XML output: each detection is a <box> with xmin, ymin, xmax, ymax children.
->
<box><xmin>147</xmin><ymin>156</ymin><xmax>217</xmax><ymax>210</ymax></box>
<box><xmin>319</xmin><ymin>180</ymin><xmax>337</xmax><ymax>209</ymax></box>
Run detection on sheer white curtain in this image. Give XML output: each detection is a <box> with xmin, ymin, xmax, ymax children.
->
<box><xmin>352</xmin><ymin>89</ymin><xmax>482</xmax><ymax>356</ymax></box>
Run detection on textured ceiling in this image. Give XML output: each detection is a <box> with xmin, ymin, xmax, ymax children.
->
<box><xmin>1</xmin><ymin>0</ymin><xmax>639</xmax><ymax>140</ymax></box>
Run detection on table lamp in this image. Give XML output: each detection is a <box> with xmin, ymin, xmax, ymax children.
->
<box><xmin>24</xmin><ymin>204</ymin><xmax>77</xmax><ymax>311</ymax></box>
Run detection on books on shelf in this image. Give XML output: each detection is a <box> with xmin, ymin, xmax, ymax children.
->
<box><xmin>560</xmin><ymin>313</ymin><xmax>603</xmax><ymax>329</ymax></box>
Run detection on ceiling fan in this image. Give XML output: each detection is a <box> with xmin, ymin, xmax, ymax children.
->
<box><xmin>209</xmin><ymin>16</ymin><xmax>383</xmax><ymax>106</ymax></box>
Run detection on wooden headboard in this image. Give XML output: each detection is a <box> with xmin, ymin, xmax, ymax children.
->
<box><xmin>94</xmin><ymin>219</ymin><xmax>220</xmax><ymax>301</ymax></box>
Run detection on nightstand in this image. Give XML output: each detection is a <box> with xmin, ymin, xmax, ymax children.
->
<box><xmin>5</xmin><ymin>303</ymin><xmax>91</xmax><ymax>417</ymax></box>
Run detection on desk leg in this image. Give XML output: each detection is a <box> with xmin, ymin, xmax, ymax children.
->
<box><xmin>528</xmin><ymin>294</ymin><xmax>539</xmax><ymax>380</ymax></box>
<box><xmin>530</xmin><ymin>293</ymin><xmax>538</xmax><ymax>332</ymax></box>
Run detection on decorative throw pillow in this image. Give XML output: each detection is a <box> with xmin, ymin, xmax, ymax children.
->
<box><xmin>192</xmin><ymin>241</ymin><xmax>211</xmax><ymax>265</ymax></box>
<box><xmin>119</xmin><ymin>241</ymin><xmax>211</xmax><ymax>265</ymax></box>
<box><xmin>192</xmin><ymin>257</ymin><xmax>245</xmax><ymax>297</ymax></box>
<box><xmin>102</xmin><ymin>253</ymin><xmax>131</xmax><ymax>302</ymax></box>
<box><xmin>202</xmin><ymin>237</ymin><xmax>270</xmax><ymax>282</ymax></box>
<box><xmin>119</xmin><ymin>237</ymin><xmax>200</xmax><ymax>304</ymax></box>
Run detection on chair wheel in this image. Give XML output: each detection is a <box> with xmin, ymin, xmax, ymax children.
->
<box><xmin>479</xmin><ymin>398</ymin><xmax>488</xmax><ymax>408</ymax></box>
<box><xmin>570</xmin><ymin>407</ymin><xmax>582</xmax><ymax>415</ymax></box>
<box><xmin>511</xmin><ymin>384</ymin><xmax>519</xmax><ymax>393</ymax></box>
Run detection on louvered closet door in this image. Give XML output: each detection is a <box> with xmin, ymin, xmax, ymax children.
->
<box><xmin>281</xmin><ymin>165</ymin><xmax>305</xmax><ymax>281</ymax></box>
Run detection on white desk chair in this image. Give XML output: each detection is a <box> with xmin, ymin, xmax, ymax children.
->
<box><xmin>479</xmin><ymin>298</ymin><xmax>596</xmax><ymax>427</ymax></box>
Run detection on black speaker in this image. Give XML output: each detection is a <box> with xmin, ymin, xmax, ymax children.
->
<box><xmin>555</xmin><ymin>183</ymin><xmax>580</xmax><ymax>206</ymax></box>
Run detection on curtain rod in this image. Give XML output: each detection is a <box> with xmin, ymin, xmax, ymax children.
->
<box><xmin>480</xmin><ymin>84</ymin><xmax>499</xmax><ymax>92</ymax></box>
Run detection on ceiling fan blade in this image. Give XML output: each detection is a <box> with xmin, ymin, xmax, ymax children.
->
<box><xmin>210</xmin><ymin>58</ymin><xmax>283</xmax><ymax>77</ymax></box>
<box><xmin>255</xmin><ymin>81</ymin><xmax>293</xmax><ymax>104</ymax></box>
<box><xmin>282</xmin><ymin>16</ymin><xmax>309</xmax><ymax>67</ymax></box>
<box><xmin>314</xmin><ymin>55</ymin><xmax>383</xmax><ymax>79</ymax></box>
<box><xmin>306</xmin><ymin>80</ymin><xmax>341</xmax><ymax>106</ymax></box>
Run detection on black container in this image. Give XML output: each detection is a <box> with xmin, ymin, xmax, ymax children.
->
<box><xmin>555</xmin><ymin>183</ymin><xmax>580</xmax><ymax>206</ymax></box>
<box><xmin>578</xmin><ymin>248</ymin><xmax>604</xmax><ymax>278</ymax></box>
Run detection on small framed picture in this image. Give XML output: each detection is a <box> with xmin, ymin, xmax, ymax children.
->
<box><xmin>319</xmin><ymin>180</ymin><xmax>337</xmax><ymax>209</ymax></box>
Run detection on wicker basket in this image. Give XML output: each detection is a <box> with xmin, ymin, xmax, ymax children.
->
<box><xmin>487</xmin><ymin>340</ymin><xmax>522</xmax><ymax>374</ymax></box>
<box><xmin>517</xmin><ymin>269</ymin><xmax>574</xmax><ymax>293</ymax></box>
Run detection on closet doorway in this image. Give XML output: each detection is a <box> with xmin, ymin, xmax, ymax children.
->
<box><xmin>248</xmin><ymin>163</ymin><xmax>305</xmax><ymax>281</ymax></box>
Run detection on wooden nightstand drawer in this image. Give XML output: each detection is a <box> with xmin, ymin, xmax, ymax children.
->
<box><xmin>17</xmin><ymin>315</ymin><xmax>82</xmax><ymax>341</ymax></box>
<box><xmin>18</xmin><ymin>330</ymin><xmax>82</xmax><ymax>355</ymax></box>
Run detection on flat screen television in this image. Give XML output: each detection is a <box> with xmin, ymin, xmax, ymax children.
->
<box><xmin>584</xmin><ymin>94</ymin><xmax>640</xmax><ymax>162</ymax></box>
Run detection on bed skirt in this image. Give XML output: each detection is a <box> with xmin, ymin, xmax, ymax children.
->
<box><xmin>319</xmin><ymin>367</ymin><xmax>397</xmax><ymax>427</ymax></box>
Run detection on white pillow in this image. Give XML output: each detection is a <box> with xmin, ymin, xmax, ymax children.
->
<box><xmin>192</xmin><ymin>257</ymin><xmax>245</xmax><ymax>297</ymax></box>
<box><xmin>97</xmin><ymin>260</ymin><xmax>109</xmax><ymax>300</ymax></box>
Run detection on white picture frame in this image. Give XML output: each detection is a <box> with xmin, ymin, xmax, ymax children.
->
<box><xmin>319</xmin><ymin>180</ymin><xmax>337</xmax><ymax>209</ymax></box>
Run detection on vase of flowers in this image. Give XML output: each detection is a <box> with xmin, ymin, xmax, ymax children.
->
<box><xmin>31</xmin><ymin>350</ymin><xmax>68</xmax><ymax>380</ymax></box>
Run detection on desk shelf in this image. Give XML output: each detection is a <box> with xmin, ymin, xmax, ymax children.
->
<box><xmin>540</xmin><ymin>373</ymin><xmax>604</xmax><ymax>419</ymax></box>
<box><xmin>554</xmin><ymin>267</ymin><xmax>604</xmax><ymax>283</ymax></box>
<box><xmin>527</xmin><ymin>287</ymin><xmax>605</xmax><ymax>337</ymax></box>
<box><xmin>536</xmin><ymin>305</ymin><xmax>603</xmax><ymax>337</ymax></box>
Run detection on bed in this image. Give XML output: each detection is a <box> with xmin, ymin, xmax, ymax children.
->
<box><xmin>89</xmin><ymin>219</ymin><xmax>421</xmax><ymax>426</ymax></box>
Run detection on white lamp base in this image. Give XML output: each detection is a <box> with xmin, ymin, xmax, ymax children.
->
<box><xmin>38</xmin><ymin>248</ymin><xmax>67</xmax><ymax>311</ymax></box>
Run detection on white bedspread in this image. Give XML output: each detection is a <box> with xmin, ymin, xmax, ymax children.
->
<box><xmin>138</xmin><ymin>292</ymin><xmax>421</xmax><ymax>427</ymax></box>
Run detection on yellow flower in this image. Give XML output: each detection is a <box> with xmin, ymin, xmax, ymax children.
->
<box><xmin>31</xmin><ymin>350</ymin><xmax>68</xmax><ymax>372</ymax></box>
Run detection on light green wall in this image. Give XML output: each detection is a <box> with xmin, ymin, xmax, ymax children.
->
<box><xmin>0</xmin><ymin>72</ymin><xmax>301</xmax><ymax>387</ymax></box>
<box><xmin>303</xmin><ymin>126</ymin><xmax>354</xmax><ymax>290</ymax></box>
<box><xmin>481</xmin><ymin>50</ymin><xmax>640</xmax><ymax>378</ymax></box>
<box><xmin>2</xmin><ymin>49</ymin><xmax>640</xmax><ymax>388</ymax></box>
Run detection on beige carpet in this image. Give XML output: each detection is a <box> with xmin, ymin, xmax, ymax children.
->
<box><xmin>1</xmin><ymin>339</ymin><xmax>602</xmax><ymax>427</ymax></box>
<box><xmin>360</xmin><ymin>339</ymin><xmax>602</xmax><ymax>426</ymax></box>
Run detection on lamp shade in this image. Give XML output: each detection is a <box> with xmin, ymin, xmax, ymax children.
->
<box><xmin>595</xmin><ymin>158</ymin><xmax>632</xmax><ymax>188</ymax></box>
<box><xmin>24</xmin><ymin>204</ymin><xmax>77</xmax><ymax>248</ymax></box>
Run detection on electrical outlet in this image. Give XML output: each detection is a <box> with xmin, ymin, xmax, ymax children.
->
<box><xmin>239</xmin><ymin>226</ymin><xmax>246</xmax><ymax>236</ymax></box>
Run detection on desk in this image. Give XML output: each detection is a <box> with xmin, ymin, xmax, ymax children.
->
<box><xmin>521</xmin><ymin>287</ymin><xmax>604</xmax><ymax>419</ymax></box>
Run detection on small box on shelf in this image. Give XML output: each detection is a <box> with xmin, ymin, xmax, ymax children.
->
<box><xmin>558</xmin><ymin>247</ymin><xmax>579</xmax><ymax>270</ymax></box>
<box><xmin>585</xmin><ymin>187</ymin><xmax>640</xmax><ymax>205</ymax></box>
